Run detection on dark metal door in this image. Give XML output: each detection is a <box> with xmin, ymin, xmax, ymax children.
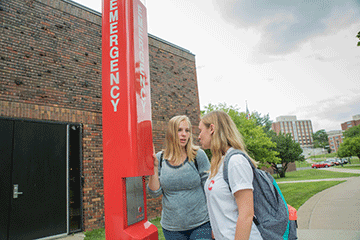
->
<box><xmin>0</xmin><ymin>119</ymin><xmax>14</xmax><ymax>240</ymax></box>
<box><xmin>8</xmin><ymin>121</ymin><xmax>67</xmax><ymax>239</ymax></box>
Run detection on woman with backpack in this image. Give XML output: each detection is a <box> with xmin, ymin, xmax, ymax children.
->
<box><xmin>147</xmin><ymin>115</ymin><xmax>212</xmax><ymax>240</ymax></box>
<box><xmin>198</xmin><ymin>110</ymin><xmax>263</xmax><ymax>240</ymax></box>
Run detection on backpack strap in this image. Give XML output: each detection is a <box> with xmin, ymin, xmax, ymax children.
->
<box><xmin>159</xmin><ymin>151</ymin><xmax>164</xmax><ymax>169</ymax></box>
<box><xmin>223</xmin><ymin>149</ymin><xmax>254</xmax><ymax>189</ymax></box>
<box><xmin>194</xmin><ymin>157</ymin><xmax>198</xmax><ymax>171</ymax></box>
<box><xmin>223</xmin><ymin>149</ymin><xmax>259</xmax><ymax>225</ymax></box>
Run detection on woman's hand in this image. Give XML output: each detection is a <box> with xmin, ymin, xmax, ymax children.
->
<box><xmin>148</xmin><ymin>146</ymin><xmax>160</xmax><ymax>191</ymax></box>
<box><xmin>153</xmin><ymin>153</ymin><xmax>159</xmax><ymax>168</ymax></box>
<box><xmin>153</xmin><ymin>146</ymin><xmax>159</xmax><ymax>168</ymax></box>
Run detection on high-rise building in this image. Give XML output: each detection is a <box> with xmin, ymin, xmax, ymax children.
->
<box><xmin>341</xmin><ymin>114</ymin><xmax>360</xmax><ymax>131</ymax></box>
<box><xmin>272</xmin><ymin>116</ymin><xmax>314</xmax><ymax>148</ymax></box>
<box><xmin>327</xmin><ymin>130</ymin><xmax>344</xmax><ymax>153</ymax></box>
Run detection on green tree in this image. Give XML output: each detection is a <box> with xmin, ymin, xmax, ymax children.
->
<box><xmin>251</xmin><ymin>111</ymin><xmax>273</xmax><ymax>135</ymax></box>
<box><xmin>202</xmin><ymin>103</ymin><xmax>280</xmax><ymax>166</ymax></box>
<box><xmin>270</xmin><ymin>133</ymin><xmax>305</xmax><ymax>178</ymax></box>
<box><xmin>357</xmin><ymin>31</ymin><xmax>360</xmax><ymax>46</ymax></box>
<box><xmin>343</xmin><ymin>125</ymin><xmax>360</xmax><ymax>138</ymax></box>
<box><xmin>337</xmin><ymin>136</ymin><xmax>360</xmax><ymax>159</ymax></box>
<box><xmin>312</xmin><ymin>129</ymin><xmax>328</xmax><ymax>149</ymax></box>
<box><xmin>337</xmin><ymin>125</ymin><xmax>360</xmax><ymax>158</ymax></box>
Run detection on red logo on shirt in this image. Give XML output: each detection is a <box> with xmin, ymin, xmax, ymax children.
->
<box><xmin>208</xmin><ymin>180</ymin><xmax>215</xmax><ymax>191</ymax></box>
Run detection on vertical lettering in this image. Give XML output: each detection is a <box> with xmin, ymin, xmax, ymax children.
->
<box><xmin>110</xmin><ymin>35</ymin><xmax>118</xmax><ymax>47</ymax></box>
<box><xmin>110</xmin><ymin>59</ymin><xmax>119</xmax><ymax>72</ymax></box>
<box><xmin>110</xmin><ymin>22</ymin><xmax>118</xmax><ymax>34</ymax></box>
<box><xmin>109</xmin><ymin>0</ymin><xmax>120</xmax><ymax>112</ymax></box>
<box><xmin>110</xmin><ymin>0</ymin><xmax>117</xmax><ymax>11</ymax></box>
<box><xmin>111</xmin><ymin>72</ymin><xmax>119</xmax><ymax>85</ymax></box>
<box><xmin>110</xmin><ymin>10</ymin><xmax>118</xmax><ymax>22</ymax></box>
<box><xmin>111</xmin><ymin>99</ymin><xmax>120</xmax><ymax>112</ymax></box>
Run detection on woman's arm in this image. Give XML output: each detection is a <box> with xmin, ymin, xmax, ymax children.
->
<box><xmin>196</xmin><ymin>149</ymin><xmax>210</xmax><ymax>186</ymax></box>
<box><xmin>234</xmin><ymin>189</ymin><xmax>254</xmax><ymax>240</ymax></box>
<box><xmin>148</xmin><ymin>153</ymin><xmax>160</xmax><ymax>191</ymax></box>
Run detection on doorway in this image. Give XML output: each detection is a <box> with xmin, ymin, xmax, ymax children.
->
<box><xmin>0</xmin><ymin>118</ymin><xmax>82</xmax><ymax>239</ymax></box>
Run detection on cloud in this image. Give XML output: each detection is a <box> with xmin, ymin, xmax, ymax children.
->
<box><xmin>213</xmin><ymin>0</ymin><xmax>360</xmax><ymax>55</ymax></box>
<box><xmin>292</xmin><ymin>93</ymin><xmax>360</xmax><ymax>131</ymax></box>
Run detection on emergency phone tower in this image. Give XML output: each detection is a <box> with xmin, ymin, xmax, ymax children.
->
<box><xmin>102</xmin><ymin>0</ymin><xmax>158</xmax><ymax>238</ymax></box>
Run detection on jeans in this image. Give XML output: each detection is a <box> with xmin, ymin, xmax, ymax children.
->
<box><xmin>162</xmin><ymin>221</ymin><xmax>212</xmax><ymax>240</ymax></box>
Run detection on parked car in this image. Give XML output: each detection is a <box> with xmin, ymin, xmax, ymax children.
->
<box><xmin>324</xmin><ymin>159</ymin><xmax>335</xmax><ymax>166</ymax></box>
<box><xmin>335</xmin><ymin>158</ymin><xmax>348</xmax><ymax>165</ymax></box>
<box><xmin>340</xmin><ymin>158</ymin><xmax>348</xmax><ymax>164</ymax></box>
<box><xmin>333</xmin><ymin>159</ymin><xmax>342</xmax><ymax>165</ymax></box>
<box><xmin>312</xmin><ymin>161</ymin><xmax>332</xmax><ymax>168</ymax></box>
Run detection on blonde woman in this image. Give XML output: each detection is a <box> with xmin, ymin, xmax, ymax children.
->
<box><xmin>198</xmin><ymin>110</ymin><xmax>263</xmax><ymax>240</ymax></box>
<box><xmin>148</xmin><ymin>115</ymin><xmax>212</xmax><ymax>240</ymax></box>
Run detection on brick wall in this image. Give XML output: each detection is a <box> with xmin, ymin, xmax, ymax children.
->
<box><xmin>341</xmin><ymin>119</ymin><xmax>360</xmax><ymax>131</ymax></box>
<box><xmin>0</xmin><ymin>0</ymin><xmax>201</xmax><ymax>231</ymax></box>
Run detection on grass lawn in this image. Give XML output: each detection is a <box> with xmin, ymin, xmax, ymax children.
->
<box><xmin>274</xmin><ymin>168</ymin><xmax>360</xmax><ymax>182</ymax></box>
<box><xmin>308</xmin><ymin>153</ymin><xmax>337</xmax><ymax>159</ymax></box>
<box><xmin>346</xmin><ymin>158</ymin><xmax>360</xmax><ymax>164</ymax></box>
<box><xmin>278</xmin><ymin>181</ymin><xmax>344</xmax><ymax>210</ymax></box>
<box><xmin>335</xmin><ymin>165</ymin><xmax>360</xmax><ymax>170</ymax></box>
<box><xmin>295</xmin><ymin>161</ymin><xmax>312</xmax><ymax>168</ymax></box>
<box><xmin>84</xmin><ymin>228</ymin><xmax>105</xmax><ymax>240</ymax></box>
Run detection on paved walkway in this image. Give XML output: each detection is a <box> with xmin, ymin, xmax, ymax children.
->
<box><xmin>297</xmin><ymin>167</ymin><xmax>360</xmax><ymax>240</ymax></box>
<box><xmin>56</xmin><ymin>232</ymin><xmax>85</xmax><ymax>239</ymax></box>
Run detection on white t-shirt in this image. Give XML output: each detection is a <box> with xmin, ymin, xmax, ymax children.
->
<box><xmin>204</xmin><ymin>149</ymin><xmax>263</xmax><ymax>240</ymax></box>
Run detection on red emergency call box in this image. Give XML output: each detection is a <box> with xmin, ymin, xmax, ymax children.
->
<box><xmin>102</xmin><ymin>0</ymin><xmax>158</xmax><ymax>239</ymax></box>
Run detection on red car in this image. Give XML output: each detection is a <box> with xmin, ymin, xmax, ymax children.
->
<box><xmin>312</xmin><ymin>162</ymin><xmax>332</xmax><ymax>168</ymax></box>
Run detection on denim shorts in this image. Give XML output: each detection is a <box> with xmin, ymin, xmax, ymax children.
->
<box><xmin>162</xmin><ymin>221</ymin><xmax>212</xmax><ymax>240</ymax></box>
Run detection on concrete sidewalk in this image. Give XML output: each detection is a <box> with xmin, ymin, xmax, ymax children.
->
<box><xmin>56</xmin><ymin>232</ymin><xmax>85</xmax><ymax>239</ymax></box>
<box><xmin>296</xmin><ymin>167</ymin><xmax>360</xmax><ymax>240</ymax></box>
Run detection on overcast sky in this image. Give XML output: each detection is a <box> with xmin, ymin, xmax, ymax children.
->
<box><xmin>72</xmin><ymin>0</ymin><xmax>360</xmax><ymax>132</ymax></box>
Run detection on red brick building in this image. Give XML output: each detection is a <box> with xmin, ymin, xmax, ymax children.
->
<box><xmin>327</xmin><ymin>130</ymin><xmax>344</xmax><ymax>153</ymax></box>
<box><xmin>0</xmin><ymin>0</ymin><xmax>201</xmax><ymax>237</ymax></box>
<box><xmin>341</xmin><ymin>114</ymin><xmax>360</xmax><ymax>131</ymax></box>
<box><xmin>271</xmin><ymin>116</ymin><xmax>314</xmax><ymax>148</ymax></box>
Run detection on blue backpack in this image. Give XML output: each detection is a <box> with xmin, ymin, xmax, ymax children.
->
<box><xmin>223</xmin><ymin>149</ymin><xmax>297</xmax><ymax>240</ymax></box>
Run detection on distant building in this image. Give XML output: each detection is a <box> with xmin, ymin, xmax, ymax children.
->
<box><xmin>327</xmin><ymin>130</ymin><xmax>344</xmax><ymax>153</ymax></box>
<box><xmin>341</xmin><ymin>114</ymin><xmax>360</xmax><ymax>131</ymax></box>
<box><xmin>271</xmin><ymin>116</ymin><xmax>314</xmax><ymax>148</ymax></box>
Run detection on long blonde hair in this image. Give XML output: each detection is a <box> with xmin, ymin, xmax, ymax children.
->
<box><xmin>163</xmin><ymin>115</ymin><xmax>199</xmax><ymax>165</ymax></box>
<box><xmin>201</xmin><ymin>110</ymin><xmax>257</xmax><ymax>178</ymax></box>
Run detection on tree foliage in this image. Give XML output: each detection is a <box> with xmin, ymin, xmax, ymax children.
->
<box><xmin>337</xmin><ymin>136</ymin><xmax>360</xmax><ymax>159</ymax></box>
<box><xmin>251</xmin><ymin>111</ymin><xmax>273</xmax><ymax>135</ymax></box>
<box><xmin>338</xmin><ymin>125</ymin><xmax>360</xmax><ymax>158</ymax></box>
<box><xmin>270</xmin><ymin>132</ymin><xmax>305</xmax><ymax>177</ymax></box>
<box><xmin>312</xmin><ymin>129</ymin><xmax>329</xmax><ymax>149</ymax></box>
<box><xmin>357</xmin><ymin>31</ymin><xmax>360</xmax><ymax>46</ymax></box>
<box><xmin>202</xmin><ymin>103</ymin><xmax>280</xmax><ymax>166</ymax></box>
<box><xmin>343</xmin><ymin>125</ymin><xmax>360</xmax><ymax>138</ymax></box>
